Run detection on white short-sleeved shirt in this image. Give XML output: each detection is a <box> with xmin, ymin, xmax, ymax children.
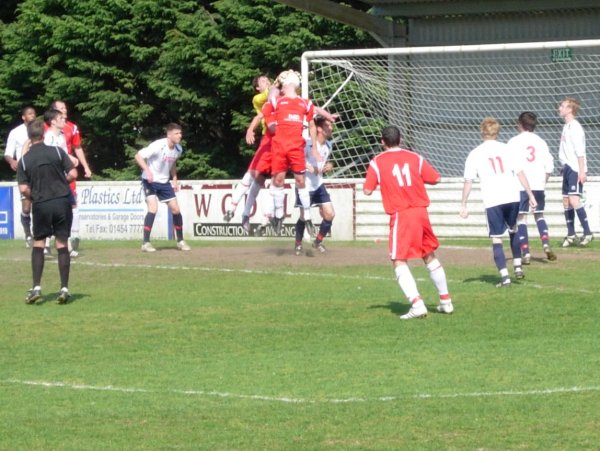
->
<box><xmin>507</xmin><ymin>131</ymin><xmax>553</xmax><ymax>191</ymax></box>
<box><xmin>463</xmin><ymin>140</ymin><xmax>522</xmax><ymax>208</ymax></box>
<box><xmin>4</xmin><ymin>124</ymin><xmax>29</xmax><ymax>161</ymax></box>
<box><xmin>558</xmin><ymin>119</ymin><xmax>587</xmax><ymax>173</ymax></box>
<box><xmin>44</xmin><ymin>130</ymin><xmax>68</xmax><ymax>153</ymax></box>
<box><xmin>304</xmin><ymin>138</ymin><xmax>332</xmax><ymax>192</ymax></box>
<box><xmin>138</xmin><ymin>138</ymin><xmax>183</xmax><ymax>184</ymax></box>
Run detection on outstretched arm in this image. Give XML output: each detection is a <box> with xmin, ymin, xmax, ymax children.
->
<box><xmin>245</xmin><ymin>112</ymin><xmax>264</xmax><ymax>145</ymax></box>
<box><xmin>314</xmin><ymin>106</ymin><xmax>338</xmax><ymax>123</ymax></box>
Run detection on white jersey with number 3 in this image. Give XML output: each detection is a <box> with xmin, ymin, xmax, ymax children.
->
<box><xmin>463</xmin><ymin>140</ymin><xmax>522</xmax><ymax>208</ymax></box>
<box><xmin>507</xmin><ymin>131</ymin><xmax>553</xmax><ymax>191</ymax></box>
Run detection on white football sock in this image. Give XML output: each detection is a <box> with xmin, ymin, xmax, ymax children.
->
<box><xmin>394</xmin><ymin>265</ymin><xmax>420</xmax><ymax>303</ymax></box>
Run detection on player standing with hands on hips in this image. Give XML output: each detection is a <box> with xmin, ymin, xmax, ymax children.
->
<box><xmin>135</xmin><ymin>123</ymin><xmax>191</xmax><ymax>252</ymax></box>
<box><xmin>364</xmin><ymin>125</ymin><xmax>454</xmax><ymax>320</ymax></box>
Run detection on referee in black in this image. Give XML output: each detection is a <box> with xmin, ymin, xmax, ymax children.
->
<box><xmin>17</xmin><ymin>117</ymin><xmax>79</xmax><ymax>304</ymax></box>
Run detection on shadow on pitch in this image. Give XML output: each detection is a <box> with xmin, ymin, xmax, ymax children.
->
<box><xmin>463</xmin><ymin>273</ymin><xmax>524</xmax><ymax>287</ymax></box>
<box><xmin>31</xmin><ymin>292</ymin><xmax>89</xmax><ymax>306</ymax></box>
<box><xmin>367</xmin><ymin>301</ymin><xmax>410</xmax><ymax>316</ymax></box>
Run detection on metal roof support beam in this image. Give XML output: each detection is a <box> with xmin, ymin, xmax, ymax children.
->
<box><xmin>273</xmin><ymin>0</ymin><xmax>406</xmax><ymax>47</ymax></box>
<box><xmin>370</xmin><ymin>0</ymin><xmax>600</xmax><ymax>17</ymax></box>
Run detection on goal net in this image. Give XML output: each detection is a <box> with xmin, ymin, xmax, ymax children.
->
<box><xmin>302</xmin><ymin>40</ymin><xmax>600</xmax><ymax>178</ymax></box>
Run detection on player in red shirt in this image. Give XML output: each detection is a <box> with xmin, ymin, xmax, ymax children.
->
<box><xmin>364</xmin><ymin>125</ymin><xmax>453</xmax><ymax>319</ymax></box>
<box><xmin>261</xmin><ymin>70</ymin><xmax>319</xmax><ymax>235</ymax></box>
<box><xmin>51</xmin><ymin>100</ymin><xmax>92</xmax><ymax>257</ymax></box>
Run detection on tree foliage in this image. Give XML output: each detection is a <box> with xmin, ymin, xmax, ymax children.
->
<box><xmin>0</xmin><ymin>0</ymin><xmax>375</xmax><ymax>181</ymax></box>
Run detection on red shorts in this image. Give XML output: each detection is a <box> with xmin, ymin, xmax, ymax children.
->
<box><xmin>254</xmin><ymin>134</ymin><xmax>273</xmax><ymax>175</ymax></box>
<box><xmin>249</xmin><ymin>134</ymin><xmax>272</xmax><ymax>172</ymax></box>
<box><xmin>271</xmin><ymin>137</ymin><xmax>305</xmax><ymax>174</ymax></box>
<box><xmin>388</xmin><ymin>207</ymin><xmax>439</xmax><ymax>260</ymax></box>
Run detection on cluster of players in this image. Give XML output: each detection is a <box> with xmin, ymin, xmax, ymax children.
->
<box><xmin>5</xmin><ymin>70</ymin><xmax>341</xmax><ymax>303</ymax></box>
<box><xmin>133</xmin><ymin>69</ymin><xmax>340</xmax><ymax>255</ymax></box>
<box><xmin>220</xmin><ymin>70</ymin><xmax>338</xmax><ymax>254</ymax></box>
<box><xmin>363</xmin><ymin>97</ymin><xmax>593</xmax><ymax>319</ymax></box>
<box><xmin>460</xmin><ymin>98</ymin><xmax>593</xmax><ymax>291</ymax></box>
<box><xmin>6</xmin><ymin>101</ymin><xmax>92</xmax><ymax>304</ymax></box>
<box><xmin>5</xmin><ymin>77</ymin><xmax>594</xmax><ymax>313</ymax></box>
<box><xmin>5</xmin><ymin>101</ymin><xmax>91</xmax><ymax>257</ymax></box>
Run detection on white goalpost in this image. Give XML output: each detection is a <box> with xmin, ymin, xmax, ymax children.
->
<box><xmin>301</xmin><ymin>39</ymin><xmax>600</xmax><ymax>179</ymax></box>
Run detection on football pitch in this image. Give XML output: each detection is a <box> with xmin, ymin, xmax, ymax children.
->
<box><xmin>1</xmin><ymin>238</ymin><xmax>598</xmax><ymax>449</ymax></box>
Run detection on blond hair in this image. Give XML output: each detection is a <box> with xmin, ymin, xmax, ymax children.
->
<box><xmin>562</xmin><ymin>97</ymin><xmax>580</xmax><ymax>116</ymax></box>
<box><xmin>480</xmin><ymin>116</ymin><xmax>500</xmax><ymax>140</ymax></box>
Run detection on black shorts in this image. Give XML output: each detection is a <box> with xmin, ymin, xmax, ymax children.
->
<box><xmin>142</xmin><ymin>180</ymin><xmax>177</xmax><ymax>202</ymax></box>
<box><xmin>485</xmin><ymin>201</ymin><xmax>519</xmax><ymax>238</ymax></box>
<box><xmin>561</xmin><ymin>164</ymin><xmax>583</xmax><ymax>197</ymax></box>
<box><xmin>294</xmin><ymin>184</ymin><xmax>332</xmax><ymax>207</ymax></box>
<box><xmin>519</xmin><ymin>190</ymin><xmax>546</xmax><ymax>214</ymax></box>
<box><xmin>32</xmin><ymin>196</ymin><xmax>73</xmax><ymax>241</ymax></box>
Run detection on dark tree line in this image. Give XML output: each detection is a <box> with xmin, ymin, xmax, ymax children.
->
<box><xmin>0</xmin><ymin>0</ymin><xmax>374</xmax><ymax>181</ymax></box>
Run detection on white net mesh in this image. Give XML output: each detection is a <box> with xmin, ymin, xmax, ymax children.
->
<box><xmin>303</xmin><ymin>41</ymin><xmax>600</xmax><ymax>178</ymax></box>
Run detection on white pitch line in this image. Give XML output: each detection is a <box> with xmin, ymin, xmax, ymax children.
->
<box><xmin>0</xmin><ymin>256</ymin><xmax>390</xmax><ymax>282</ymax></box>
<box><xmin>2</xmin><ymin>255</ymin><xmax>600</xmax><ymax>294</ymax></box>
<box><xmin>3</xmin><ymin>379</ymin><xmax>599</xmax><ymax>404</ymax></box>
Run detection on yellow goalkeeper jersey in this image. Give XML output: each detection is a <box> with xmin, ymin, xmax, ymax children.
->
<box><xmin>252</xmin><ymin>90</ymin><xmax>269</xmax><ymax>134</ymax></box>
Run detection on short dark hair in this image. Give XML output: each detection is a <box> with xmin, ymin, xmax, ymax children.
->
<box><xmin>27</xmin><ymin>118</ymin><xmax>45</xmax><ymax>141</ymax></box>
<box><xmin>165</xmin><ymin>123</ymin><xmax>182</xmax><ymax>132</ymax></box>
<box><xmin>314</xmin><ymin>116</ymin><xmax>329</xmax><ymax>129</ymax></box>
<box><xmin>50</xmin><ymin>99</ymin><xmax>66</xmax><ymax>110</ymax></box>
<box><xmin>21</xmin><ymin>106</ymin><xmax>35</xmax><ymax>116</ymax></box>
<box><xmin>44</xmin><ymin>108</ymin><xmax>63</xmax><ymax>125</ymax></box>
<box><xmin>518</xmin><ymin>111</ymin><xmax>537</xmax><ymax>132</ymax></box>
<box><xmin>381</xmin><ymin>126</ymin><xmax>401</xmax><ymax>147</ymax></box>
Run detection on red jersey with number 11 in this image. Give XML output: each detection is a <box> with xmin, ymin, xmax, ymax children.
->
<box><xmin>364</xmin><ymin>147</ymin><xmax>439</xmax><ymax>214</ymax></box>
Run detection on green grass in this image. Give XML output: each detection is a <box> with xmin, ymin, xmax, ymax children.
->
<box><xmin>0</xmin><ymin>239</ymin><xmax>599</xmax><ymax>450</ymax></box>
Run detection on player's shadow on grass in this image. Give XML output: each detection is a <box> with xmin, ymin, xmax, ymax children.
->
<box><xmin>367</xmin><ymin>301</ymin><xmax>411</xmax><ymax>316</ymax></box>
<box><xmin>271</xmin><ymin>247</ymin><xmax>315</xmax><ymax>257</ymax></box>
<box><xmin>529</xmin><ymin>256</ymin><xmax>552</xmax><ymax>264</ymax></box>
<box><xmin>33</xmin><ymin>292</ymin><xmax>88</xmax><ymax>306</ymax></box>
<box><xmin>463</xmin><ymin>274</ymin><xmax>520</xmax><ymax>287</ymax></box>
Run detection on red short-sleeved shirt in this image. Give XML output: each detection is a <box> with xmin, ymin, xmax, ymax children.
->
<box><xmin>364</xmin><ymin>147</ymin><xmax>439</xmax><ymax>214</ymax></box>
<box><xmin>365</xmin><ymin>147</ymin><xmax>441</xmax><ymax>260</ymax></box>
<box><xmin>263</xmin><ymin>95</ymin><xmax>314</xmax><ymax>173</ymax></box>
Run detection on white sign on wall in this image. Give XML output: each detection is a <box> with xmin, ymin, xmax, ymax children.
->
<box><xmin>6</xmin><ymin>180</ymin><xmax>356</xmax><ymax>241</ymax></box>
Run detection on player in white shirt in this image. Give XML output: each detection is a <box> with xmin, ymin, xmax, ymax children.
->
<box><xmin>508</xmin><ymin>112</ymin><xmax>556</xmax><ymax>263</ymax></box>
<box><xmin>557</xmin><ymin>97</ymin><xmax>593</xmax><ymax>247</ymax></box>
<box><xmin>460</xmin><ymin>117</ymin><xmax>537</xmax><ymax>288</ymax></box>
<box><xmin>4</xmin><ymin>106</ymin><xmax>37</xmax><ymax>246</ymax></box>
<box><xmin>134</xmin><ymin>123</ymin><xmax>190</xmax><ymax>252</ymax></box>
<box><xmin>293</xmin><ymin>116</ymin><xmax>336</xmax><ymax>255</ymax></box>
<box><xmin>41</xmin><ymin>108</ymin><xmax>79</xmax><ymax>256</ymax></box>
<box><xmin>43</xmin><ymin>109</ymin><xmax>68</xmax><ymax>151</ymax></box>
